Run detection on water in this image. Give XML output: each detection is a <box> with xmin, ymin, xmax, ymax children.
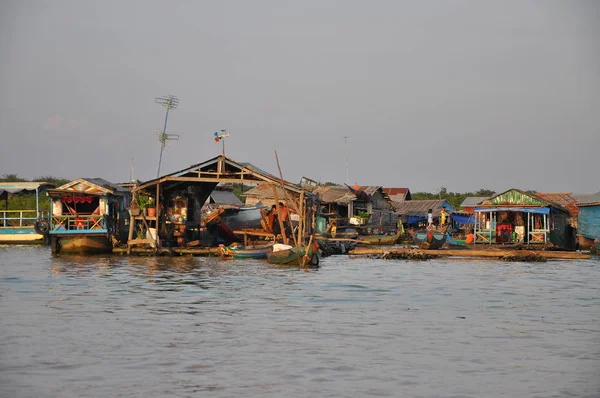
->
<box><xmin>1</xmin><ymin>246</ymin><xmax>599</xmax><ymax>398</ymax></box>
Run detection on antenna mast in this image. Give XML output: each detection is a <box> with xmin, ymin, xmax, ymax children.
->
<box><xmin>343</xmin><ymin>136</ymin><xmax>350</xmax><ymax>185</ymax></box>
<box><xmin>214</xmin><ymin>129</ymin><xmax>231</xmax><ymax>156</ymax></box>
<box><xmin>155</xmin><ymin>95</ymin><xmax>180</xmax><ymax>177</ymax></box>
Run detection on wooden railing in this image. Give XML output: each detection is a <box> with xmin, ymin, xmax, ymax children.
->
<box><xmin>51</xmin><ymin>215</ymin><xmax>106</xmax><ymax>231</ymax></box>
<box><xmin>1</xmin><ymin>210</ymin><xmax>50</xmax><ymax>227</ymax></box>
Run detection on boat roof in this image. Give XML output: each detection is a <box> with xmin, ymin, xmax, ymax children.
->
<box><xmin>0</xmin><ymin>182</ymin><xmax>56</xmax><ymax>195</ymax></box>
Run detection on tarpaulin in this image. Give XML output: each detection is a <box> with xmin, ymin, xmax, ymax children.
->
<box><xmin>450</xmin><ymin>214</ymin><xmax>475</xmax><ymax>224</ymax></box>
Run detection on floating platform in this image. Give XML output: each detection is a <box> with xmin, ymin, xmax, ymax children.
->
<box><xmin>348</xmin><ymin>247</ymin><xmax>591</xmax><ymax>260</ymax></box>
<box><xmin>112</xmin><ymin>245</ymin><xmax>222</xmax><ymax>256</ymax></box>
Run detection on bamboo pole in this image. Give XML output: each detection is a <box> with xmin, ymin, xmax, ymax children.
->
<box><xmin>301</xmin><ymin>234</ymin><xmax>314</xmax><ymax>267</ymax></box>
<box><xmin>155</xmin><ymin>182</ymin><xmax>160</xmax><ymax>247</ymax></box>
<box><xmin>297</xmin><ymin>191</ymin><xmax>305</xmax><ymax>244</ymax></box>
<box><xmin>274</xmin><ymin>151</ymin><xmax>299</xmax><ymax>248</ymax></box>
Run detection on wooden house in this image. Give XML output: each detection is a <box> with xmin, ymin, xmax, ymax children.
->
<box><xmin>393</xmin><ymin>199</ymin><xmax>454</xmax><ymax>227</ymax></box>
<box><xmin>382</xmin><ymin>188</ymin><xmax>412</xmax><ymax>203</ymax></box>
<box><xmin>47</xmin><ymin>178</ymin><xmax>131</xmax><ymax>253</ymax></box>
<box><xmin>132</xmin><ymin>155</ymin><xmax>309</xmax><ymax>248</ymax></box>
<box><xmin>317</xmin><ymin>185</ymin><xmax>394</xmax><ymax>226</ymax></box>
<box><xmin>576</xmin><ymin>192</ymin><xmax>600</xmax><ymax>249</ymax></box>
<box><xmin>474</xmin><ymin>189</ymin><xmax>573</xmax><ymax>247</ymax></box>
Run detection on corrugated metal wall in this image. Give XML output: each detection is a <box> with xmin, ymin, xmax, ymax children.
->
<box><xmin>578</xmin><ymin>206</ymin><xmax>600</xmax><ymax>239</ymax></box>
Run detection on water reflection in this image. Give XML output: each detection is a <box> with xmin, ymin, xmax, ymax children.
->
<box><xmin>1</xmin><ymin>247</ymin><xmax>599</xmax><ymax>397</ymax></box>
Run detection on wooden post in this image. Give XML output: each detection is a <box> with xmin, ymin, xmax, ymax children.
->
<box><xmin>272</xmin><ymin>184</ymin><xmax>288</xmax><ymax>245</ymax></box>
<box><xmin>155</xmin><ymin>182</ymin><xmax>160</xmax><ymax>247</ymax></box>
<box><xmin>297</xmin><ymin>191</ymin><xmax>304</xmax><ymax>244</ymax></box>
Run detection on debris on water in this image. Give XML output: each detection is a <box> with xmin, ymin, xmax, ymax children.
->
<box><xmin>381</xmin><ymin>250</ymin><xmax>433</xmax><ymax>260</ymax></box>
<box><xmin>501</xmin><ymin>252</ymin><xmax>546</xmax><ymax>262</ymax></box>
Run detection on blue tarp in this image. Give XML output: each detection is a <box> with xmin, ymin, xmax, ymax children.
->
<box><xmin>450</xmin><ymin>214</ymin><xmax>475</xmax><ymax>224</ymax></box>
<box><xmin>475</xmin><ymin>207</ymin><xmax>550</xmax><ymax>215</ymax></box>
<box><xmin>407</xmin><ymin>216</ymin><xmax>426</xmax><ymax>225</ymax></box>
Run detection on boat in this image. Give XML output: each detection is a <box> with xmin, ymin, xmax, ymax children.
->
<box><xmin>412</xmin><ymin>230</ymin><xmax>448</xmax><ymax>249</ymax></box>
<box><xmin>0</xmin><ymin>182</ymin><xmax>55</xmax><ymax>244</ymax></box>
<box><xmin>220</xmin><ymin>242</ymin><xmax>273</xmax><ymax>259</ymax></box>
<box><xmin>594</xmin><ymin>240</ymin><xmax>600</xmax><ymax>254</ymax></box>
<box><xmin>266</xmin><ymin>242</ymin><xmax>320</xmax><ymax>266</ymax></box>
<box><xmin>359</xmin><ymin>231</ymin><xmax>401</xmax><ymax>246</ymax></box>
<box><xmin>47</xmin><ymin>178</ymin><xmax>131</xmax><ymax>254</ymax></box>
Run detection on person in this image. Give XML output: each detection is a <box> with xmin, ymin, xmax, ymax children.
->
<box><xmin>278</xmin><ymin>202</ymin><xmax>290</xmax><ymax>238</ymax></box>
<box><xmin>466</xmin><ymin>229</ymin><xmax>475</xmax><ymax>244</ymax></box>
<box><xmin>270</xmin><ymin>205</ymin><xmax>281</xmax><ymax>236</ymax></box>
<box><xmin>330</xmin><ymin>219</ymin><xmax>337</xmax><ymax>238</ymax></box>
<box><xmin>427</xmin><ymin>209</ymin><xmax>434</xmax><ymax>228</ymax></box>
<box><xmin>440</xmin><ymin>208</ymin><xmax>447</xmax><ymax>227</ymax></box>
<box><xmin>396</xmin><ymin>215</ymin><xmax>404</xmax><ymax>235</ymax></box>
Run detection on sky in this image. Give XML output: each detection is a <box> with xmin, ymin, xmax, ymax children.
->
<box><xmin>1</xmin><ymin>0</ymin><xmax>599</xmax><ymax>194</ymax></box>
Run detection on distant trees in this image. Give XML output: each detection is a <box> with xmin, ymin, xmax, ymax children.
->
<box><xmin>412</xmin><ymin>188</ymin><xmax>496</xmax><ymax>210</ymax></box>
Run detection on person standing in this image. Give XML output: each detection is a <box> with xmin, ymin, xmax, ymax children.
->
<box><xmin>440</xmin><ymin>208</ymin><xmax>447</xmax><ymax>227</ymax></box>
<box><xmin>427</xmin><ymin>209</ymin><xmax>434</xmax><ymax>228</ymax></box>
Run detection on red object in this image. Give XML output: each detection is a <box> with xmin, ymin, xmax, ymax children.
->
<box><xmin>63</xmin><ymin>196</ymin><xmax>93</xmax><ymax>204</ymax></box>
<box><xmin>214</xmin><ymin>137</ymin><xmax>220</xmax><ymax>142</ymax></box>
<box><xmin>496</xmin><ymin>224</ymin><xmax>513</xmax><ymax>243</ymax></box>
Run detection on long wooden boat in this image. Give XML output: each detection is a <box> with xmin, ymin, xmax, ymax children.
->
<box><xmin>266</xmin><ymin>242</ymin><xmax>320</xmax><ymax>266</ymax></box>
<box><xmin>0</xmin><ymin>182</ymin><xmax>55</xmax><ymax>244</ymax></box>
<box><xmin>412</xmin><ymin>230</ymin><xmax>447</xmax><ymax>250</ymax></box>
<box><xmin>220</xmin><ymin>243</ymin><xmax>273</xmax><ymax>259</ymax></box>
<box><xmin>359</xmin><ymin>231</ymin><xmax>401</xmax><ymax>246</ymax></box>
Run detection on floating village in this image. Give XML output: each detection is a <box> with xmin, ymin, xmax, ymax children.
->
<box><xmin>1</xmin><ymin>148</ymin><xmax>598</xmax><ymax>265</ymax></box>
<box><xmin>1</xmin><ymin>101</ymin><xmax>599</xmax><ymax>265</ymax></box>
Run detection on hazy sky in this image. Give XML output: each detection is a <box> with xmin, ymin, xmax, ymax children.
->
<box><xmin>1</xmin><ymin>1</ymin><xmax>598</xmax><ymax>193</ymax></box>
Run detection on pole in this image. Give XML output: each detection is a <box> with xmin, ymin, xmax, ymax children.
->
<box><xmin>343</xmin><ymin>136</ymin><xmax>349</xmax><ymax>185</ymax></box>
<box><xmin>156</xmin><ymin>107</ymin><xmax>170</xmax><ymax>177</ymax></box>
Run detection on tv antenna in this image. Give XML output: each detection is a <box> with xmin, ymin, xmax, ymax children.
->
<box><xmin>155</xmin><ymin>95</ymin><xmax>180</xmax><ymax>177</ymax></box>
<box><xmin>342</xmin><ymin>136</ymin><xmax>350</xmax><ymax>185</ymax></box>
<box><xmin>214</xmin><ymin>129</ymin><xmax>231</xmax><ymax>155</ymax></box>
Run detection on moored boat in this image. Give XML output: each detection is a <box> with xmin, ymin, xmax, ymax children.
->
<box><xmin>220</xmin><ymin>242</ymin><xmax>273</xmax><ymax>259</ymax></box>
<box><xmin>266</xmin><ymin>242</ymin><xmax>320</xmax><ymax>266</ymax></box>
<box><xmin>359</xmin><ymin>231</ymin><xmax>401</xmax><ymax>246</ymax></box>
<box><xmin>412</xmin><ymin>230</ymin><xmax>447</xmax><ymax>249</ymax></box>
<box><xmin>0</xmin><ymin>182</ymin><xmax>55</xmax><ymax>244</ymax></box>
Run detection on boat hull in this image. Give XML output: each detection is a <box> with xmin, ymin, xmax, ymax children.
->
<box><xmin>0</xmin><ymin>227</ymin><xmax>45</xmax><ymax>244</ymax></box>
<box><xmin>51</xmin><ymin>234</ymin><xmax>112</xmax><ymax>254</ymax></box>
<box><xmin>267</xmin><ymin>243</ymin><xmax>320</xmax><ymax>266</ymax></box>
<box><xmin>412</xmin><ymin>231</ymin><xmax>447</xmax><ymax>250</ymax></box>
<box><xmin>360</xmin><ymin>233</ymin><xmax>400</xmax><ymax>246</ymax></box>
<box><xmin>221</xmin><ymin>244</ymin><xmax>273</xmax><ymax>259</ymax></box>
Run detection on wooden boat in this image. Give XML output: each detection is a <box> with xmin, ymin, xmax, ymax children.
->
<box><xmin>359</xmin><ymin>231</ymin><xmax>401</xmax><ymax>246</ymax></box>
<box><xmin>266</xmin><ymin>242</ymin><xmax>320</xmax><ymax>266</ymax></box>
<box><xmin>220</xmin><ymin>243</ymin><xmax>273</xmax><ymax>259</ymax></box>
<box><xmin>0</xmin><ymin>182</ymin><xmax>55</xmax><ymax>244</ymax></box>
<box><xmin>412</xmin><ymin>230</ymin><xmax>447</xmax><ymax>250</ymax></box>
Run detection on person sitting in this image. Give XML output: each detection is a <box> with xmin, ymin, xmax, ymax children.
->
<box><xmin>466</xmin><ymin>230</ymin><xmax>475</xmax><ymax>244</ymax></box>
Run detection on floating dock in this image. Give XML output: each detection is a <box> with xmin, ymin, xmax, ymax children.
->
<box><xmin>348</xmin><ymin>247</ymin><xmax>591</xmax><ymax>260</ymax></box>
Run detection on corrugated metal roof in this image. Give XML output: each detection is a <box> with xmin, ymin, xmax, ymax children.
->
<box><xmin>0</xmin><ymin>182</ymin><xmax>55</xmax><ymax>191</ymax></box>
<box><xmin>243</xmin><ymin>184</ymin><xmax>297</xmax><ymax>200</ymax></box>
<box><xmin>460</xmin><ymin>196</ymin><xmax>490</xmax><ymax>207</ymax></box>
<box><xmin>84</xmin><ymin>178</ymin><xmax>130</xmax><ymax>193</ymax></box>
<box><xmin>312</xmin><ymin>185</ymin><xmax>353</xmax><ymax>204</ymax></box>
<box><xmin>209</xmin><ymin>190</ymin><xmax>243</xmax><ymax>206</ymax></box>
<box><xmin>537</xmin><ymin>192</ymin><xmax>579</xmax><ymax>216</ymax></box>
<box><xmin>393</xmin><ymin>199</ymin><xmax>452</xmax><ymax>217</ymax></box>
<box><xmin>577</xmin><ymin>192</ymin><xmax>600</xmax><ymax>206</ymax></box>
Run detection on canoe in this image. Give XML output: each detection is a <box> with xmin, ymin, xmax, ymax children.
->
<box><xmin>220</xmin><ymin>243</ymin><xmax>273</xmax><ymax>259</ymax></box>
<box><xmin>266</xmin><ymin>242</ymin><xmax>320</xmax><ymax>266</ymax></box>
<box><xmin>412</xmin><ymin>230</ymin><xmax>447</xmax><ymax>250</ymax></box>
<box><xmin>359</xmin><ymin>233</ymin><xmax>400</xmax><ymax>246</ymax></box>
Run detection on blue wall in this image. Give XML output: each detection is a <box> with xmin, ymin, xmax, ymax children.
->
<box><xmin>578</xmin><ymin>205</ymin><xmax>600</xmax><ymax>239</ymax></box>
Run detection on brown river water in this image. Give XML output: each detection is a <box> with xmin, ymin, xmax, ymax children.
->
<box><xmin>1</xmin><ymin>246</ymin><xmax>599</xmax><ymax>397</ymax></box>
